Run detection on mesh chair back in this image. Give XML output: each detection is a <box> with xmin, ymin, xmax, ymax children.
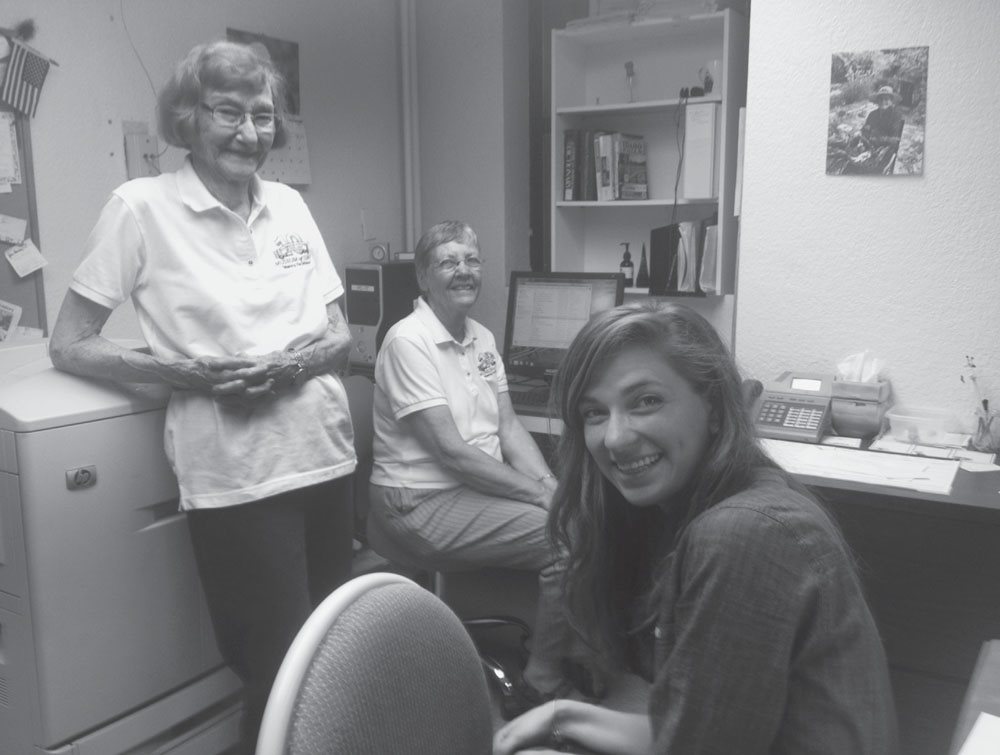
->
<box><xmin>257</xmin><ymin>573</ymin><xmax>493</xmax><ymax>755</ymax></box>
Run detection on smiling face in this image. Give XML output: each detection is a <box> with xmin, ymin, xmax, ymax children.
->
<box><xmin>579</xmin><ymin>345</ymin><xmax>714</xmax><ymax>509</ymax></box>
<box><xmin>188</xmin><ymin>85</ymin><xmax>275</xmax><ymax>194</ymax></box>
<box><xmin>419</xmin><ymin>240</ymin><xmax>483</xmax><ymax>327</ymax></box>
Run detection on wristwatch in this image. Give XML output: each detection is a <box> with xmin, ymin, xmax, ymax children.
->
<box><xmin>287</xmin><ymin>349</ymin><xmax>307</xmax><ymax>387</ymax></box>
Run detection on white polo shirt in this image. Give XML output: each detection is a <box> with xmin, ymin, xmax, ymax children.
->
<box><xmin>371</xmin><ymin>297</ymin><xmax>509</xmax><ymax>489</ymax></box>
<box><xmin>71</xmin><ymin>157</ymin><xmax>356</xmax><ymax>509</ymax></box>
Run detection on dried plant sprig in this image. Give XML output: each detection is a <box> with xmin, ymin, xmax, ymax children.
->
<box><xmin>960</xmin><ymin>355</ymin><xmax>989</xmax><ymax>412</ymax></box>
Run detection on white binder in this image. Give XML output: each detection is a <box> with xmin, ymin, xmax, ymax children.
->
<box><xmin>682</xmin><ymin>102</ymin><xmax>718</xmax><ymax>199</ymax></box>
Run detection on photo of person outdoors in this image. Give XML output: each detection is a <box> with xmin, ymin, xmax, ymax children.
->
<box><xmin>826</xmin><ymin>46</ymin><xmax>928</xmax><ymax>176</ymax></box>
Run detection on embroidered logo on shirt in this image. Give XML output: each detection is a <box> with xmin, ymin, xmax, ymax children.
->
<box><xmin>478</xmin><ymin>351</ymin><xmax>498</xmax><ymax>378</ymax></box>
<box><xmin>272</xmin><ymin>234</ymin><xmax>312</xmax><ymax>269</ymax></box>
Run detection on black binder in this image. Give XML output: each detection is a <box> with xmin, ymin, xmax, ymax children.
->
<box><xmin>648</xmin><ymin>224</ymin><xmax>680</xmax><ymax>295</ymax></box>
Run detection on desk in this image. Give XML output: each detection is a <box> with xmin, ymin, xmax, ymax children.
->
<box><xmin>950</xmin><ymin>640</ymin><xmax>1000</xmax><ymax>754</ymax></box>
<box><xmin>518</xmin><ymin>412</ymin><xmax>1000</xmax><ymax>755</ymax></box>
<box><xmin>809</xmin><ymin>467</ymin><xmax>1000</xmax><ymax>755</ymax></box>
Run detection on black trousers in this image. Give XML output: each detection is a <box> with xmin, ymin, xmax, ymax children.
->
<box><xmin>186</xmin><ymin>476</ymin><xmax>354</xmax><ymax>753</ymax></box>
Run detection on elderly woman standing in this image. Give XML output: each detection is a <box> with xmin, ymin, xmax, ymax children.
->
<box><xmin>49</xmin><ymin>41</ymin><xmax>355</xmax><ymax>752</ymax></box>
<box><xmin>368</xmin><ymin>220</ymin><xmax>574</xmax><ymax>716</ymax></box>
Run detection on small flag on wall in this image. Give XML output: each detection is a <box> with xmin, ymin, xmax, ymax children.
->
<box><xmin>1</xmin><ymin>39</ymin><xmax>51</xmax><ymax>117</ymax></box>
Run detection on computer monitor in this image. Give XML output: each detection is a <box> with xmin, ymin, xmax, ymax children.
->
<box><xmin>503</xmin><ymin>271</ymin><xmax>626</xmax><ymax>380</ymax></box>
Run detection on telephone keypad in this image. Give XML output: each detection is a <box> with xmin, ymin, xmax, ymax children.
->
<box><xmin>758</xmin><ymin>401</ymin><xmax>823</xmax><ymax>430</ymax></box>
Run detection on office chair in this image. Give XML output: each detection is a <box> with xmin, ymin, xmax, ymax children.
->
<box><xmin>255</xmin><ymin>572</ymin><xmax>493</xmax><ymax>755</ymax></box>
<box><xmin>345</xmin><ymin>374</ymin><xmax>540</xmax><ymax>718</ymax></box>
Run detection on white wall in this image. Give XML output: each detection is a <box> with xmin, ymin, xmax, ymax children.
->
<box><xmin>415</xmin><ymin>0</ymin><xmax>530</xmax><ymax>339</ymax></box>
<box><xmin>10</xmin><ymin>0</ymin><xmax>404</xmax><ymax>338</ymax></box>
<box><xmin>736</xmin><ymin>0</ymin><xmax>1000</xmax><ymax>431</ymax></box>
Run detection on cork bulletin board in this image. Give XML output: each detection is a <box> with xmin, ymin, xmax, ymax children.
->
<box><xmin>0</xmin><ymin>105</ymin><xmax>46</xmax><ymax>334</ymax></box>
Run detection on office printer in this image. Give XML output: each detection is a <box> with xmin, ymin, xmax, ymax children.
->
<box><xmin>0</xmin><ymin>342</ymin><xmax>241</xmax><ymax>755</ymax></box>
<box><xmin>830</xmin><ymin>378</ymin><xmax>892</xmax><ymax>438</ymax></box>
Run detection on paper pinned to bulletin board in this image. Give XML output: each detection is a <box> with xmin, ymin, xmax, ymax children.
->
<box><xmin>259</xmin><ymin>115</ymin><xmax>311</xmax><ymax>185</ymax></box>
<box><xmin>0</xmin><ymin>110</ymin><xmax>22</xmax><ymax>188</ymax></box>
<box><xmin>0</xmin><ymin>103</ymin><xmax>46</xmax><ymax>334</ymax></box>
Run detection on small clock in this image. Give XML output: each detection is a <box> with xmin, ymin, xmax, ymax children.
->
<box><xmin>369</xmin><ymin>243</ymin><xmax>389</xmax><ymax>262</ymax></box>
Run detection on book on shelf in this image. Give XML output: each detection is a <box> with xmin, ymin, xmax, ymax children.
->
<box><xmin>563</xmin><ymin>128</ymin><xmax>583</xmax><ymax>202</ymax></box>
<box><xmin>699</xmin><ymin>223</ymin><xmax>719</xmax><ymax>293</ymax></box>
<box><xmin>676</xmin><ymin>221</ymin><xmax>699</xmax><ymax>292</ymax></box>
<box><xmin>563</xmin><ymin>129</ymin><xmax>577</xmax><ymax>202</ymax></box>
<box><xmin>594</xmin><ymin>132</ymin><xmax>616</xmax><ymax>202</ymax></box>
<box><xmin>615</xmin><ymin>133</ymin><xmax>648</xmax><ymax>200</ymax></box>
<box><xmin>561</xmin><ymin>130</ymin><xmax>647</xmax><ymax>202</ymax></box>
<box><xmin>581</xmin><ymin>130</ymin><xmax>597</xmax><ymax>201</ymax></box>
<box><xmin>649</xmin><ymin>215</ymin><xmax>717</xmax><ymax>296</ymax></box>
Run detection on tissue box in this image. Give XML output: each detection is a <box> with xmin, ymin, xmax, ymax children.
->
<box><xmin>830</xmin><ymin>379</ymin><xmax>891</xmax><ymax>438</ymax></box>
<box><xmin>884</xmin><ymin>406</ymin><xmax>955</xmax><ymax>445</ymax></box>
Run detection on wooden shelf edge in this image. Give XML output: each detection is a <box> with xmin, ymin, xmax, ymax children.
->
<box><xmin>556</xmin><ymin>198</ymin><xmax>718</xmax><ymax>208</ymax></box>
<box><xmin>556</xmin><ymin>95</ymin><xmax>722</xmax><ymax>116</ymax></box>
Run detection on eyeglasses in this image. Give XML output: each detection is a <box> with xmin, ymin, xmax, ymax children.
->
<box><xmin>435</xmin><ymin>256</ymin><xmax>483</xmax><ymax>273</ymax></box>
<box><xmin>201</xmin><ymin>103</ymin><xmax>279</xmax><ymax>131</ymax></box>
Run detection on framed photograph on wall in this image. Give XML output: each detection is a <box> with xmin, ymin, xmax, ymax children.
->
<box><xmin>226</xmin><ymin>28</ymin><xmax>300</xmax><ymax>115</ymax></box>
<box><xmin>826</xmin><ymin>46</ymin><xmax>928</xmax><ymax>176</ymax></box>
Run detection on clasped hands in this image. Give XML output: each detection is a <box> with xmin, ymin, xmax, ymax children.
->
<box><xmin>169</xmin><ymin>352</ymin><xmax>300</xmax><ymax>407</ymax></box>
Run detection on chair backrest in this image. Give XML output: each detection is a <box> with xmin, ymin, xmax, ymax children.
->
<box><xmin>256</xmin><ymin>572</ymin><xmax>493</xmax><ymax>755</ymax></box>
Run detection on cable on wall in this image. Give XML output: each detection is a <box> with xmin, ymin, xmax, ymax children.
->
<box><xmin>119</xmin><ymin>0</ymin><xmax>166</xmax><ymax>166</ymax></box>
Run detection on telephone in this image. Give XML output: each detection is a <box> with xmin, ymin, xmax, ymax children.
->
<box><xmin>753</xmin><ymin>371</ymin><xmax>833</xmax><ymax>443</ymax></box>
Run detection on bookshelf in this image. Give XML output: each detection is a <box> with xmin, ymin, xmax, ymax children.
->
<box><xmin>550</xmin><ymin>10</ymin><xmax>748</xmax><ymax>306</ymax></box>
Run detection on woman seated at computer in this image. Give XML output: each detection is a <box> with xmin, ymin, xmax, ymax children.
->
<box><xmin>493</xmin><ymin>302</ymin><xmax>897</xmax><ymax>755</ymax></box>
<box><xmin>367</xmin><ymin>220</ymin><xmax>571</xmax><ymax>712</ymax></box>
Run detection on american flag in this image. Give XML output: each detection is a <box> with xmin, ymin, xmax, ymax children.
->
<box><xmin>1</xmin><ymin>39</ymin><xmax>50</xmax><ymax>118</ymax></box>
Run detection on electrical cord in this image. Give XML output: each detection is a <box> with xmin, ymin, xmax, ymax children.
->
<box><xmin>120</xmin><ymin>0</ymin><xmax>168</xmax><ymax>165</ymax></box>
<box><xmin>670</xmin><ymin>89</ymin><xmax>689</xmax><ymax>228</ymax></box>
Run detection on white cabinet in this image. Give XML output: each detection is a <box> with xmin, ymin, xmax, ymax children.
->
<box><xmin>550</xmin><ymin>10</ymin><xmax>747</xmax><ymax>310</ymax></box>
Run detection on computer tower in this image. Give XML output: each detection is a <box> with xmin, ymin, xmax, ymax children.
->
<box><xmin>344</xmin><ymin>262</ymin><xmax>419</xmax><ymax>374</ymax></box>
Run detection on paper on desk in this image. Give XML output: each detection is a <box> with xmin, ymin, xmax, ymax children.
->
<box><xmin>870</xmin><ymin>436</ymin><xmax>992</xmax><ymax>464</ymax></box>
<box><xmin>761</xmin><ymin>439</ymin><xmax>959</xmax><ymax>495</ymax></box>
<box><xmin>4</xmin><ymin>324</ymin><xmax>43</xmax><ymax>343</ymax></box>
<box><xmin>870</xmin><ymin>435</ymin><xmax>973</xmax><ymax>455</ymax></box>
<box><xmin>959</xmin><ymin>460</ymin><xmax>1000</xmax><ymax>473</ymax></box>
<box><xmin>820</xmin><ymin>435</ymin><xmax>864</xmax><ymax>449</ymax></box>
<box><xmin>957</xmin><ymin>712</ymin><xmax>1000</xmax><ymax>755</ymax></box>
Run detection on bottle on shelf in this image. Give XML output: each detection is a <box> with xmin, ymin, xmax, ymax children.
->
<box><xmin>636</xmin><ymin>242</ymin><xmax>650</xmax><ymax>288</ymax></box>
<box><xmin>619</xmin><ymin>242</ymin><xmax>634</xmax><ymax>287</ymax></box>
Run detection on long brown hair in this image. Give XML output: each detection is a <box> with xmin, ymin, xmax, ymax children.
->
<box><xmin>549</xmin><ymin>302</ymin><xmax>777</xmax><ymax>663</ymax></box>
